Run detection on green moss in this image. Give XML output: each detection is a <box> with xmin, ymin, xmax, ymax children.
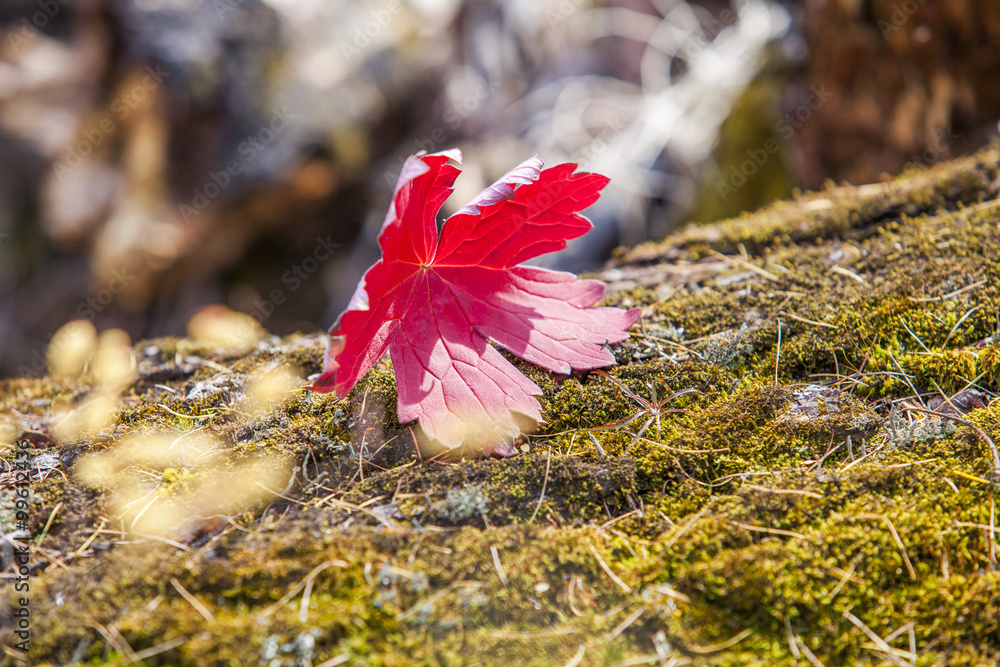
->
<box><xmin>8</xmin><ymin>145</ymin><xmax>1000</xmax><ymax>665</ymax></box>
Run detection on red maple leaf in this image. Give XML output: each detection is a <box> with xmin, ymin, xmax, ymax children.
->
<box><xmin>310</xmin><ymin>149</ymin><xmax>640</xmax><ymax>453</ymax></box>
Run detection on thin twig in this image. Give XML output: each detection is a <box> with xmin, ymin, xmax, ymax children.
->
<box><xmin>826</xmin><ymin>552</ymin><xmax>864</xmax><ymax>602</ymax></box>
<box><xmin>128</xmin><ymin>635</ymin><xmax>189</xmax><ymax>663</ymax></box>
<box><xmin>491</xmin><ymin>545</ymin><xmax>508</xmax><ymax>587</ymax></box>
<box><xmin>487</xmin><ymin>626</ymin><xmax>580</xmax><ymax>639</ymax></box>
<box><xmin>299</xmin><ymin>561</ymin><xmax>343</xmax><ymax>623</ymax></box>
<box><xmin>315</xmin><ymin>655</ymin><xmax>351</xmax><ymax>667</ymax></box>
<box><xmin>745</xmin><ymin>485</ymin><xmax>822</xmax><ymax>499</ymax></box>
<box><xmin>796</xmin><ymin>636</ymin><xmax>826</xmax><ymax>667</ymax></box>
<box><xmin>259</xmin><ymin>560</ymin><xmax>347</xmax><ymax>619</ymax></box>
<box><xmin>898</xmin><ymin>318</ymin><xmax>931</xmax><ymax>353</ymax></box>
<box><xmin>785</xmin><ymin>617</ymin><xmax>801</xmax><ymax>659</ymax></box>
<box><xmin>909</xmin><ymin>279</ymin><xmax>986</xmax><ymax>302</ymax></box>
<box><xmin>853</xmin><ymin>514</ymin><xmax>916</xmax><ymax>581</ymax></box>
<box><xmin>842</xmin><ymin>609</ymin><xmax>912</xmax><ymax>667</ymax></box>
<box><xmin>775</xmin><ymin>318</ymin><xmax>782</xmax><ymax>383</ymax></box>
<box><xmin>662</xmin><ymin>505</ymin><xmax>712</xmax><ymax>549</ymax></box>
<box><xmin>133</xmin><ymin>532</ymin><xmax>192</xmax><ymax>552</ymax></box>
<box><xmin>398</xmin><ymin>581</ymin><xmax>483</xmax><ymax>621</ymax></box>
<box><xmin>687</xmin><ymin>628</ymin><xmax>753</xmax><ymax>653</ymax></box>
<box><xmin>905</xmin><ymin>406</ymin><xmax>1000</xmax><ymax>480</ymax></box>
<box><xmin>943</xmin><ymin>305</ymin><xmax>982</xmax><ymax>348</ymax></box>
<box><xmin>529</xmin><ymin>447</ymin><xmax>552</xmax><ymax>524</ymax></box>
<box><xmin>780</xmin><ymin>312</ymin><xmax>839</xmax><ymax>329</ymax></box>
<box><xmin>732</xmin><ymin>521</ymin><xmax>805</xmax><ymax>540</ymax></box>
<box><xmin>587</xmin><ymin>540</ymin><xmax>632</xmax><ymax>593</ymax></box>
<box><xmin>90</xmin><ymin>622</ymin><xmax>138</xmax><ymax>663</ymax></box>
<box><xmin>170</xmin><ymin>578</ymin><xmax>214</xmax><ymax>623</ymax></box>
<box><xmin>608</xmin><ymin>608</ymin><xmax>644</xmax><ymax>638</ymax></box>
<box><xmin>831</xmin><ymin>265</ymin><xmax>866</xmax><ymax>283</ymax></box>
<box><xmin>710</xmin><ymin>250</ymin><xmax>780</xmax><ymax>281</ymax></box>
<box><xmin>315</xmin><ymin>494</ymin><xmax>395</xmax><ymax>528</ymax></box>
<box><xmin>563</xmin><ymin>644</ymin><xmax>587</xmax><ymax>667</ymax></box>
<box><xmin>637</xmin><ymin>436</ymin><xmax>728</xmax><ymax>454</ymax></box>
<box><xmin>35</xmin><ymin>502</ymin><xmax>63</xmax><ymax>547</ymax></box>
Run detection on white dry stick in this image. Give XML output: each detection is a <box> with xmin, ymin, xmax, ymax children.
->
<box><xmin>490</xmin><ymin>545</ymin><xmax>509</xmax><ymax>587</ymax></box>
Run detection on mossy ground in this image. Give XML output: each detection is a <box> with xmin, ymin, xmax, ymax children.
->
<box><xmin>5</xmin><ymin>145</ymin><xmax>1000</xmax><ymax>666</ymax></box>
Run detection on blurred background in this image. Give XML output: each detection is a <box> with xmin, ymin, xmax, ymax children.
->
<box><xmin>1</xmin><ymin>0</ymin><xmax>999</xmax><ymax>377</ymax></box>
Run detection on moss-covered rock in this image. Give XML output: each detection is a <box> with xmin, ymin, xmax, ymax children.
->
<box><xmin>6</xmin><ymin>145</ymin><xmax>1000</xmax><ymax>665</ymax></box>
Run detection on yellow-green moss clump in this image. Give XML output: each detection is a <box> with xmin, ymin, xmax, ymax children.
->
<box><xmin>5</xmin><ymin>146</ymin><xmax>1000</xmax><ymax>666</ymax></box>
